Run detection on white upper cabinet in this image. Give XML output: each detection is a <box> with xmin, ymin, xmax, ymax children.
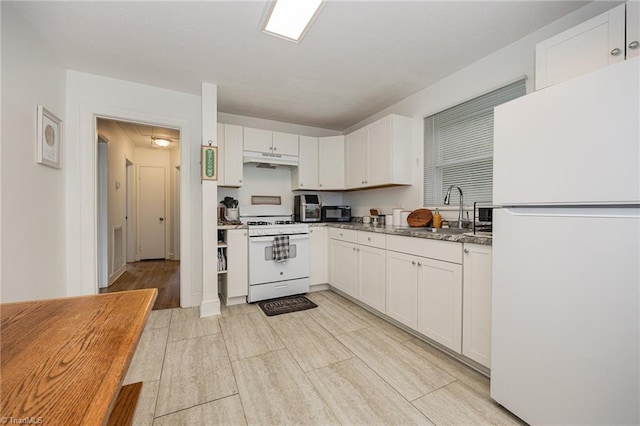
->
<box><xmin>292</xmin><ymin>135</ymin><xmax>319</xmax><ymax>189</ymax></box>
<box><xmin>628</xmin><ymin>1</ymin><xmax>640</xmax><ymax>59</ymax></box>
<box><xmin>217</xmin><ymin>123</ymin><xmax>243</xmax><ymax>187</ymax></box>
<box><xmin>318</xmin><ymin>136</ymin><xmax>345</xmax><ymax>190</ymax></box>
<box><xmin>535</xmin><ymin>3</ymin><xmax>638</xmax><ymax>90</ymax></box>
<box><xmin>345</xmin><ymin>114</ymin><xmax>412</xmax><ymax>190</ymax></box>
<box><xmin>292</xmin><ymin>135</ymin><xmax>345</xmax><ymax>190</ymax></box>
<box><xmin>345</xmin><ymin>128</ymin><xmax>368</xmax><ymax>188</ymax></box>
<box><xmin>243</xmin><ymin>127</ymin><xmax>273</xmax><ymax>153</ymax></box>
<box><xmin>272</xmin><ymin>131</ymin><xmax>299</xmax><ymax>156</ymax></box>
<box><xmin>243</xmin><ymin>128</ymin><xmax>299</xmax><ymax>156</ymax></box>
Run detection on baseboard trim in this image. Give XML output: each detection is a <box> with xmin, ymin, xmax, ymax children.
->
<box><xmin>309</xmin><ymin>283</ymin><xmax>330</xmax><ymax>292</ymax></box>
<box><xmin>108</xmin><ymin>264</ymin><xmax>127</xmax><ymax>285</ymax></box>
<box><xmin>200</xmin><ymin>298</ymin><xmax>221</xmax><ymax>317</ymax></box>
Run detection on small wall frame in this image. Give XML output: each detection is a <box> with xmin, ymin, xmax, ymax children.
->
<box><xmin>201</xmin><ymin>145</ymin><xmax>218</xmax><ymax>181</ymax></box>
<box><xmin>37</xmin><ymin>105</ymin><xmax>63</xmax><ymax>169</ymax></box>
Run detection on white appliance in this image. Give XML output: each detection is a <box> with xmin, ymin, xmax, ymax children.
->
<box><xmin>491</xmin><ymin>58</ymin><xmax>639</xmax><ymax>425</ymax></box>
<box><xmin>244</xmin><ymin>217</ymin><xmax>310</xmax><ymax>303</ymax></box>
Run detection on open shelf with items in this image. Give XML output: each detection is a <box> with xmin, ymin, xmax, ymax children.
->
<box><xmin>217</xmin><ymin>229</ymin><xmax>248</xmax><ymax>306</ymax></box>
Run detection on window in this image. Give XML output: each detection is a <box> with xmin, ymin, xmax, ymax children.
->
<box><xmin>423</xmin><ymin>79</ymin><xmax>526</xmax><ymax>205</ymax></box>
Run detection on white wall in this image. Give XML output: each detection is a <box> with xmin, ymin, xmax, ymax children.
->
<box><xmin>65</xmin><ymin>71</ymin><xmax>202</xmax><ymax>307</ymax></box>
<box><xmin>1</xmin><ymin>3</ymin><xmax>67</xmax><ymax>302</ymax></box>
<box><xmin>342</xmin><ymin>2</ymin><xmax>618</xmax><ymax>220</ymax></box>
<box><xmin>96</xmin><ymin>119</ymin><xmax>136</xmax><ymax>282</ymax></box>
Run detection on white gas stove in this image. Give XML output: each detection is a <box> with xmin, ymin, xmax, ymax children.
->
<box><xmin>242</xmin><ymin>216</ymin><xmax>310</xmax><ymax>303</ymax></box>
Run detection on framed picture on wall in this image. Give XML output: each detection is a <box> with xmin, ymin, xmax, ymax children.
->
<box><xmin>36</xmin><ymin>105</ymin><xmax>63</xmax><ymax>169</ymax></box>
<box><xmin>201</xmin><ymin>145</ymin><xmax>218</xmax><ymax>181</ymax></box>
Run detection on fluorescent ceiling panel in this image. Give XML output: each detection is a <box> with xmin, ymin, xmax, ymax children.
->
<box><xmin>264</xmin><ymin>0</ymin><xmax>324</xmax><ymax>42</ymax></box>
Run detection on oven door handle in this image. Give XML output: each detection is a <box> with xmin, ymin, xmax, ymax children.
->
<box><xmin>250</xmin><ymin>234</ymin><xmax>309</xmax><ymax>243</ymax></box>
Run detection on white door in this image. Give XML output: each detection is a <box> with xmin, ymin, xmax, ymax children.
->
<box><xmin>385</xmin><ymin>250</ymin><xmax>418</xmax><ymax>329</ymax></box>
<box><xmin>494</xmin><ymin>58</ymin><xmax>639</xmax><ymax>206</ymax></box>
<box><xmin>297</xmin><ymin>135</ymin><xmax>319</xmax><ymax>189</ymax></box>
<box><xmin>491</xmin><ymin>207</ymin><xmax>640</xmax><ymax>425</ymax></box>
<box><xmin>318</xmin><ymin>136</ymin><xmax>345</xmax><ymax>190</ymax></box>
<box><xmin>534</xmin><ymin>4</ymin><xmax>625</xmax><ymax>90</ymax></box>
<box><xmin>272</xmin><ymin>131</ymin><xmax>299</xmax><ymax>156</ymax></box>
<box><xmin>139</xmin><ymin>165</ymin><xmax>166</xmax><ymax>260</ymax></box>
<box><xmin>309</xmin><ymin>227</ymin><xmax>328</xmax><ymax>285</ymax></box>
<box><xmin>367</xmin><ymin>117</ymin><xmax>391</xmax><ymax>186</ymax></box>
<box><xmin>328</xmin><ymin>239</ymin><xmax>358</xmax><ymax>297</ymax></box>
<box><xmin>357</xmin><ymin>245</ymin><xmax>386</xmax><ymax>313</ymax></box>
<box><xmin>243</xmin><ymin>127</ymin><xmax>272</xmax><ymax>153</ymax></box>
<box><xmin>345</xmin><ymin>128</ymin><xmax>367</xmax><ymax>188</ymax></box>
<box><xmin>416</xmin><ymin>257</ymin><xmax>462</xmax><ymax>353</ymax></box>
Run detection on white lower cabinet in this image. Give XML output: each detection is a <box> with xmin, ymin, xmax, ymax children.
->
<box><xmin>385</xmin><ymin>250</ymin><xmax>418</xmax><ymax>329</ymax></box>
<box><xmin>356</xmin><ymin>234</ymin><xmax>386</xmax><ymax>313</ymax></box>
<box><xmin>386</xmin><ymin>235</ymin><xmax>463</xmax><ymax>354</ymax></box>
<box><xmin>329</xmin><ymin>238</ymin><xmax>358</xmax><ymax>298</ymax></box>
<box><xmin>220</xmin><ymin>229</ymin><xmax>248</xmax><ymax>305</ymax></box>
<box><xmin>309</xmin><ymin>227</ymin><xmax>328</xmax><ymax>285</ymax></box>
<box><xmin>327</xmin><ymin>228</ymin><xmax>491</xmax><ymax>367</ymax></box>
<box><xmin>462</xmin><ymin>243</ymin><xmax>492</xmax><ymax>368</ymax></box>
<box><xmin>329</xmin><ymin>229</ymin><xmax>385</xmax><ymax>306</ymax></box>
<box><xmin>417</xmin><ymin>257</ymin><xmax>462</xmax><ymax>353</ymax></box>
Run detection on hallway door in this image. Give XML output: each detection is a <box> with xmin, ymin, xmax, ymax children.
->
<box><xmin>139</xmin><ymin>165</ymin><xmax>166</xmax><ymax>260</ymax></box>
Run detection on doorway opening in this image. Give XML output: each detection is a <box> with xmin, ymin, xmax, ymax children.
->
<box><xmin>96</xmin><ymin>118</ymin><xmax>181</xmax><ymax>310</ymax></box>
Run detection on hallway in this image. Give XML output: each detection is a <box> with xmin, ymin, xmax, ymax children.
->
<box><xmin>101</xmin><ymin>260</ymin><xmax>180</xmax><ymax>310</ymax></box>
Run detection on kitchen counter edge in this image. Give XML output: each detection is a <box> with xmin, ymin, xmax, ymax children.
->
<box><xmin>310</xmin><ymin>222</ymin><xmax>492</xmax><ymax>246</ymax></box>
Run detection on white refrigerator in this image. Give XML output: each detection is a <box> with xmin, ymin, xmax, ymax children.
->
<box><xmin>491</xmin><ymin>57</ymin><xmax>639</xmax><ymax>425</ymax></box>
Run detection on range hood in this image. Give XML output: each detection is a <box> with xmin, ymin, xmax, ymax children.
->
<box><xmin>243</xmin><ymin>150</ymin><xmax>298</xmax><ymax>168</ymax></box>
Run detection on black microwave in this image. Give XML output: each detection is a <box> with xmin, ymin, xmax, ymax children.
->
<box><xmin>321</xmin><ymin>206</ymin><xmax>351</xmax><ymax>222</ymax></box>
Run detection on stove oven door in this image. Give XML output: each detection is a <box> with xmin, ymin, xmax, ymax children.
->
<box><xmin>248</xmin><ymin>234</ymin><xmax>310</xmax><ymax>285</ymax></box>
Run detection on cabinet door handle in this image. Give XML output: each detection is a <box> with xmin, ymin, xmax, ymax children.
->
<box><xmin>464</xmin><ymin>248</ymin><xmax>469</xmax><ymax>254</ymax></box>
<box><xmin>610</xmin><ymin>47</ymin><xmax>622</xmax><ymax>56</ymax></box>
<box><xmin>417</xmin><ymin>262</ymin><xmax>422</xmax><ymax>267</ymax></box>
<box><xmin>273</xmin><ymin>146</ymin><xmax>277</xmax><ymax>151</ymax></box>
<box><xmin>300</xmin><ymin>183</ymin><xmax>304</xmax><ymax>187</ymax></box>
<box><xmin>319</xmin><ymin>183</ymin><xmax>323</xmax><ymax>187</ymax></box>
<box><xmin>368</xmin><ymin>237</ymin><xmax>371</xmax><ymax>241</ymax></box>
<box><xmin>629</xmin><ymin>41</ymin><xmax>639</xmax><ymax>50</ymax></box>
<box><xmin>411</xmin><ymin>260</ymin><xmax>416</xmax><ymax>265</ymax></box>
<box><xmin>353</xmin><ymin>247</ymin><xmax>356</xmax><ymax>251</ymax></box>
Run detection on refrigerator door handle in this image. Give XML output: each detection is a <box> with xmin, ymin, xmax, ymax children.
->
<box><xmin>502</xmin><ymin>206</ymin><xmax>640</xmax><ymax>219</ymax></box>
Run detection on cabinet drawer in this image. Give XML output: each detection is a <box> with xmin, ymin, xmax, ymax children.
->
<box><xmin>357</xmin><ymin>231</ymin><xmax>386</xmax><ymax>249</ymax></box>
<box><xmin>328</xmin><ymin>228</ymin><xmax>358</xmax><ymax>243</ymax></box>
<box><xmin>387</xmin><ymin>235</ymin><xmax>462</xmax><ymax>264</ymax></box>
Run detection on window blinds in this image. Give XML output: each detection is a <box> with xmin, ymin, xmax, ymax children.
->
<box><xmin>424</xmin><ymin>79</ymin><xmax>526</xmax><ymax>205</ymax></box>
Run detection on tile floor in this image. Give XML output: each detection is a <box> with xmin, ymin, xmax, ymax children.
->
<box><xmin>125</xmin><ymin>290</ymin><xmax>525</xmax><ymax>425</ymax></box>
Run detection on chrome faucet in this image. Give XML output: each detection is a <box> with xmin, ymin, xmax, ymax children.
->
<box><xmin>443</xmin><ymin>185</ymin><xmax>464</xmax><ymax>228</ymax></box>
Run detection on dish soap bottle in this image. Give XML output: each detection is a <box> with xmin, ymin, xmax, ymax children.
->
<box><xmin>432</xmin><ymin>209</ymin><xmax>442</xmax><ymax>228</ymax></box>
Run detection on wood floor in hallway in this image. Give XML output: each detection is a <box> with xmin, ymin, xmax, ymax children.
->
<box><xmin>100</xmin><ymin>260</ymin><xmax>180</xmax><ymax>310</ymax></box>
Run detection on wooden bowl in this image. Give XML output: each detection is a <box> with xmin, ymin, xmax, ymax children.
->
<box><xmin>407</xmin><ymin>208</ymin><xmax>433</xmax><ymax>227</ymax></box>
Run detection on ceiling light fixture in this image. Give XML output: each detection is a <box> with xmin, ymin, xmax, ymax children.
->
<box><xmin>263</xmin><ymin>0</ymin><xmax>324</xmax><ymax>43</ymax></box>
<box><xmin>152</xmin><ymin>138</ymin><xmax>171</xmax><ymax>148</ymax></box>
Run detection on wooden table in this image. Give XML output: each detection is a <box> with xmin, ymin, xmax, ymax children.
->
<box><xmin>1</xmin><ymin>289</ymin><xmax>157</xmax><ymax>425</ymax></box>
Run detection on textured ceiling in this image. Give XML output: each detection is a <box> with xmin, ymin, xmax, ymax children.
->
<box><xmin>12</xmin><ymin>1</ymin><xmax>589</xmax><ymax>131</ymax></box>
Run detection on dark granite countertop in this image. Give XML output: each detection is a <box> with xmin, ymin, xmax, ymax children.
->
<box><xmin>310</xmin><ymin>222</ymin><xmax>492</xmax><ymax>246</ymax></box>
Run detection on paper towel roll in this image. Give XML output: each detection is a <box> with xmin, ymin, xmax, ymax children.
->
<box><xmin>392</xmin><ymin>208</ymin><xmax>403</xmax><ymax>226</ymax></box>
<box><xmin>401</xmin><ymin>210</ymin><xmax>410</xmax><ymax>226</ymax></box>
